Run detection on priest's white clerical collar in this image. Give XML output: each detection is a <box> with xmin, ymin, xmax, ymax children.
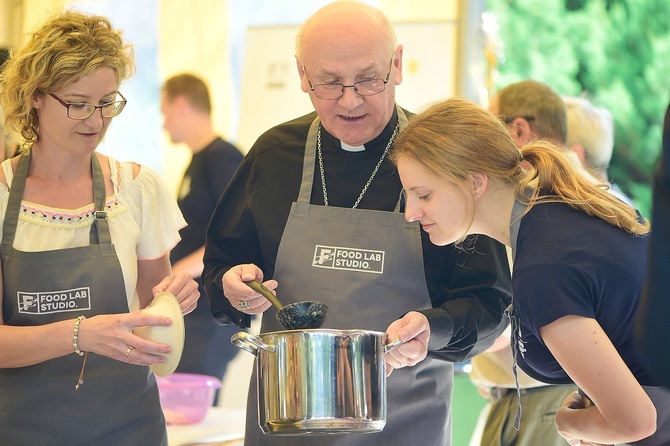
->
<box><xmin>341</xmin><ymin>141</ymin><xmax>366</xmax><ymax>152</ymax></box>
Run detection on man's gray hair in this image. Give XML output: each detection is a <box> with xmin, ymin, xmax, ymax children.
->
<box><xmin>564</xmin><ymin>96</ymin><xmax>614</xmax><ymax>170</ymax></box>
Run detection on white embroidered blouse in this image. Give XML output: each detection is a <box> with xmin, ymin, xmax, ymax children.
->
<box><xmin>0</xmin><ymin>155</ymin><xmax>186</xmax><ymax>310</ymax></box>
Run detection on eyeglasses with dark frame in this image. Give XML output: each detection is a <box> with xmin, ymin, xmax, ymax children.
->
<box><xmin>48</xmin><ymin>92</ymin><xmax>127</xmax><ymax>120</ymax></box>
<box><xmin>304</xmin><ymin>56</ymin><xmax>394</xmax><ymax>100</ymax></box>
<box><xmin>501</xmin><ymin>115</ymin><xmax>535</xmax><ymax>125</ymax></box>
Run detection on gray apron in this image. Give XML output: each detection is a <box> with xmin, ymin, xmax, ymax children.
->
<box><xmin>0</xmin><ymin>151</ymin><xmax>167</xmax><ymax>446</ymax></box>
<box><xmin>243</xmin><ymin>110</ymin><xmax>452</xmax><ymax>445</ymax></box>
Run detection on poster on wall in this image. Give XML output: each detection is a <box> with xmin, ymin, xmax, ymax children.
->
<box><xmin>236</xmin><ymin>21</ymin><xmax>458</xmax><ymax>152</ymax></box>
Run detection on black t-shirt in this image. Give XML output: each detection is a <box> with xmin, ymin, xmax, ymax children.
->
<box><xmin>171</xmin><ymin>137</ymin><xmax>243</xmax><ymax>263</ymax></box>
<box><xmin>513</xmin><ymin>201</ymin><xmax>653</xmax><ymax>385</ymax></box>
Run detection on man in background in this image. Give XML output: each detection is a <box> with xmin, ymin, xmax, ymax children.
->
<box><xmin>161</xmin><ymin>73</ymin><xmax>244</xmax><ymax>402</ymax></box>
<box><xmin>564</xmin><ymin>95</ymin><xmax>635</xmax><ymax>206</ymax></box>
<box><xmin>469</xmin><ymin>79</ymin><xmax>577</xmax><ymax>446</ymax></box>
<box><xmin>489</xmin><ymin>79</ymin><xmax>567</xmax><ymax>146</ymax></box>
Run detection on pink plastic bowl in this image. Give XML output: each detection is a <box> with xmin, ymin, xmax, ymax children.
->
<box><xmin>156</xmin><ymin>373</ymin><xmax>222</xmax><ymax>424</ymax></box>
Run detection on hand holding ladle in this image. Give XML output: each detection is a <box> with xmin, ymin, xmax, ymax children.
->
<box><xmin>243</xmin><ymin>280</ymin><xmax>329</xmax><ymax>330</ymax></box>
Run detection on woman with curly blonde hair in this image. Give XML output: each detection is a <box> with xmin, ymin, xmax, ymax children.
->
<box><xmin>391</xmin><ymin>97</ymin><xmax>670</xmax><ymax>445</ymax></box>
<box><xmin>0</xmin><ymin>11</ymin><xmax>199</xmax><ymax>445</ymax></box>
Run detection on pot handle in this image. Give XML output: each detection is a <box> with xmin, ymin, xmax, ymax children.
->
<box><xmin>231</xmin><ymin>332</ymin><xmax>276</xmax><ymax>355</ymax></box>
<box><xmin>384</xmin><ymin>338</ymin><xmax>404</xmax><ymax>353</ymax></box>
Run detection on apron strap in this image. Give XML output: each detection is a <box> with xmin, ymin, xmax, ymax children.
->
<box><xmin>396</xmin><ymin>105</ymin><xmax>409</xmax><ymax>129</ymax></box>
<box><xmin>90</xmin><ymin>154</ymin><xmax>111</xmax><ymax>245</ymax></box>
<box><xmin>507</xmin><ymin>192</ymin><xmax>532</xmax><ymax>431</ymax></box>
<box><xmin>393</xmin><ymin>109</ymin><xmax>410</xmax><ymax>213</ymax></box>
<box><xmin>2</xmin><ymin>151</ymin><xmax>30</xmax><ymax>248</ymax></box>
<box><xmin>297</xmin><ymin>118</ymin><xmax>322</xmax><ymax>204</ymax></box>
<box><xmin>509</xmin><ymin>198</ymin><xmax>527</xmax><ymax>262</ymax></box>
<box><xmin>1</xmin><ymin>150</ymin><xmax>111</xmax><ymax>248</ymax></box>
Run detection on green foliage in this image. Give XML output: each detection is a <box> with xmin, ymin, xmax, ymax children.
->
<box><xmin>487</xmin><ymin>0</ymin><xmax>670</xmax><ymax>217</ymax></box>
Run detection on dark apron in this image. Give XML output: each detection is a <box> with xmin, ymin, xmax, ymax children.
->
<box><xmin>243</xmin><ymin>110</ymin><xmax>452</xmax><ymax>446</ymax></box>
<box><xmin>0</xmin><ymin>152</ymin><xmax>167</xmax><ymax>446</ymax></box>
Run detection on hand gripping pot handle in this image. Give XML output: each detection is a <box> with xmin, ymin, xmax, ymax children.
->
<box><xmin>336</xmin><ymin>329</ymin><xmax>403</xmax><ymax>353</ymax></box>
<box><xmin>384</xmin><ymin>337</ymin><xmax>403</xmax><ymax>353</ymax></box>
<box><xmin>231</xmin><ymin>332</ymin><xmax>276</xmax><ymax>355</ymax></box>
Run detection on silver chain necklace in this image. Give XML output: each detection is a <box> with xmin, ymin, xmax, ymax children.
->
<box><xmin>316</xmin><ymin>123</ymin><xmax>399</xmax><ymax>208</ymax></box>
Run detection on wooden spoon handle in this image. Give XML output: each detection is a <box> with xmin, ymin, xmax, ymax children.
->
<box><xmin>243</xmin><ymin>280</ymin><xmax>284</xmax><ymax>311</ymax></box>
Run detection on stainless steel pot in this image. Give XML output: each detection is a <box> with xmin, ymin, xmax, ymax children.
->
<box><xmin>231</xmin><ymin>329</ymin><xmax>401</xmax><ymax>435</ymax></box>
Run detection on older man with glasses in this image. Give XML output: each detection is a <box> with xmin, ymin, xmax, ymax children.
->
<box><xmin>202</xmin><ymin>1</ymin><xmax>512</xmax><ymax>446</ymax></box>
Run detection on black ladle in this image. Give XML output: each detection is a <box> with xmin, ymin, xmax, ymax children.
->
<box><xmin>244</xmin><ymin>280</ymin><xmax>329</xmax><ymax>330</ymax></box>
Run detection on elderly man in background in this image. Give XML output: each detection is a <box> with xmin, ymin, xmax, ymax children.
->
<box><xmin>564</xmin><ymin>95</ymin><xmax>635</xmax><ymax>206</ymax></box>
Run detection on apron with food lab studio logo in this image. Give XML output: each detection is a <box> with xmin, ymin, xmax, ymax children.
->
<box><xmin>243</xmin><ymin>109</ymin><xmax>452</xmax><ymax>446</ymax></box>
<box><xmin>0</xmin><ymin>151</ymin><xmax>167</xmax><ymax>446</ymax></box>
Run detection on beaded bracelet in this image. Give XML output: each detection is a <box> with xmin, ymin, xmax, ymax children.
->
<box><xmin>73</xmin><ymin>315</ymin><xmax>86</xmax><ymax>356</ymax></box>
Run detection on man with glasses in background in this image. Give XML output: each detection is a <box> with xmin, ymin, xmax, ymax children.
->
<box><xmin>489</xmin><ymin>79</ymin><xmax>567</xmax><ymax>147</ymax></box>
<box><xmin>202</xmin><ymin>1</ymin><xmax>512</xmax><ymax>445</ymax></box>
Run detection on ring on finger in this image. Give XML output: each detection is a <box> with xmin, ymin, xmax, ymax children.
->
<box><xmin>238</xmin><ymin>300</ymin><xmax>250</xmax><ymax>311</ymax></box>
<box><xmin>125</xmin><ymin>346</ymin><xmax>135</xmax><ymax>358</ymax></box>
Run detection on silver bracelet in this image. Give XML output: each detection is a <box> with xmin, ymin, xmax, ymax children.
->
<box><xmin>73</xmin><ymin>315</ymin><xmax>86</xmax><ymax>356</ymax></box>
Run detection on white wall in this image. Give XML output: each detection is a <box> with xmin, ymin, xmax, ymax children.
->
<box><xmin>0</xmin><ymin>0</ymin><xmax>8</xmax><ymax>47</ymax></box>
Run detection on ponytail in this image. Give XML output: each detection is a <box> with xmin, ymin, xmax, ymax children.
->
<box><xmin>517</xmin><ymin>140</ymin><xmax>649</xmax><ymax>236</ymax></box>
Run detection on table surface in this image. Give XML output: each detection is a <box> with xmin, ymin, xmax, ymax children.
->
<box><xmin>167</xmin><ymin>407</ymin><xmax>246</xmax><ymax>446</ymax></box>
